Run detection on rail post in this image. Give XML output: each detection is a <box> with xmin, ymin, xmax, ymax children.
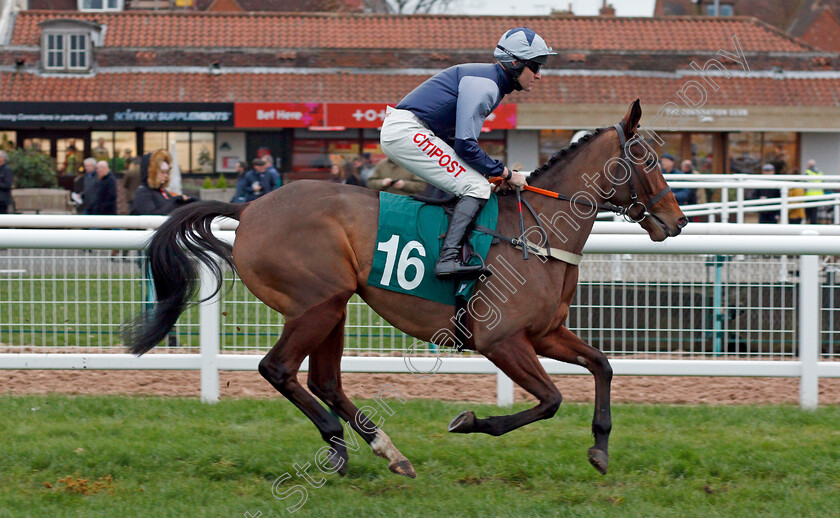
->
<box><xmin>497</xmin><ymin>370</ymin><xmax>514</xmax><ymax>407</ymax></box>
<box><xmin>798</xmin><ymin>232</ymin><xmax>820</xmax><ymax>410</ymax></box>
<box><xmin>199</xmin><ymin>226</ymin><xmax>222</xmax><ymax>404</ymax></box>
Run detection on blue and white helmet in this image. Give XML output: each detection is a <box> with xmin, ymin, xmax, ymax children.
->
<box><xmin>494</xmin><ymin>27</ymin><xmax>556</xmax><ymax>66</ymax></box>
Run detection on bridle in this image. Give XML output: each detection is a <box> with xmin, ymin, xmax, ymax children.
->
<box><xmin>609</xmin><ymin>122</ymin><xmax>672</xmax><ymax>223</ymax></box>
<box><xmin>508</xmin><ymin>123</ymin><xmax>672</xmax><ymax>223</ymax></box>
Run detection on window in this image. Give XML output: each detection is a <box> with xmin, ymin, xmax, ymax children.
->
<box><xmin>705</xmin><ymin>3</ymin><xmax>733</xmax><ymax>16</ymax></box>
<box><xmin>43</xmin><ymin>32</ymin><xmax>90</xmax><ymax>72</ymax></box>
<box><xmin>143</xmin><ymin>131</ymin><xmax>214</xmax><ymax>174</ymax></box>
<box><xmin>690</xmin><ymin>134</ymin><xmax>714</xmax><ymax>174</ymax></box>
<box><xmin>92</xmin><ymin>131</ymin><xmax>138</xmax><ymax>174</ymax></box>
<box><xmin>728</xmin><ymin>132</ymin><xmax>762</xmax><ymax>174</ymax></box>
<box><xmin>79</xmin><ymin>0</ymin><xmax>122</xmax><ymax>11</ymax></box>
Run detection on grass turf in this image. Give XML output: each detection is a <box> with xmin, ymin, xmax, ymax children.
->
<box><xmin>1</xmin><ymin>395</ymin><xmax>838</xmax><ymax>517</ymax></box>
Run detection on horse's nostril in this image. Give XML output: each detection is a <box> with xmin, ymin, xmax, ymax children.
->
<box><xmin>677</xmin><ymin>217</ymin><xmax>688</xmax><ymax>228</ymax></box>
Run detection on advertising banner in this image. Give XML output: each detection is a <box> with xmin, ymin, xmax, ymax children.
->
<box><xmin>234</xmin><ymin>102</ymin><xmax>323</xmax><ymax>128</ymax></box>
<box><xmin>0</xmin><ymin>102</ymin><xmax>234</xmax><ymax>128</ymax></box>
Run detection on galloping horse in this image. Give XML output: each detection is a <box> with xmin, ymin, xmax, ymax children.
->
<box><xmin>125</xmin><ymin>100</ymin><xmax>686</xmax><ymax>478</ymax></box>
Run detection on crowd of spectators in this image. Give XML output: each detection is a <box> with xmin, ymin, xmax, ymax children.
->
<box><xmin>665</xmin><ymin>151</ymin><xmax>828</xmax><ymax>224</ymax></box>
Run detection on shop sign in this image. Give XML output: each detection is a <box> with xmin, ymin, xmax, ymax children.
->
<box><xmin>483</xmin><ymin>104</ymin><xmax>517</xmax><ymax>130</ymax></box>
<box><xmin>234</xmin><ymin>103</ymin><xmax>324</xmax><ymax>128</ymax></box>
<box><xmin>0</xmin><ymin>102</ymin><xmax>233</xmax><ymax>128</ymax></box>
<box><xmin>326</xmin><ymin>103</ymin><xmax>388</xmax><ymax>128</ymax></box>
<box><xmin>323</xmin><ymin>103</ymin><xmax>518</xmax><ymax>130</ymax></box>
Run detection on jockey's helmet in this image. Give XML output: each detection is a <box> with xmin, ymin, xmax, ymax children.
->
<box><xmin>494</xmin><ymin>27</ymin><xmax>556</xmax><ymax>86</ymax></box>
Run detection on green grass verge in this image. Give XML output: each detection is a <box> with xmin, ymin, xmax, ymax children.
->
<box><xmin>1</xmin><ymin>395</ymin><xmax>838</xmax><ymax>517</ymax></box>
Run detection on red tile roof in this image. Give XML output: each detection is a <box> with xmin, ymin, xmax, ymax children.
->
<box><xmin>2</xmin><ymin>71</ymin><xmax>838</xmax><ymax>107</ymax></box>
<box><xmin>10</xmin><ymin>11</ymin><xmax>819</xmax><ymax>53</ymax></box>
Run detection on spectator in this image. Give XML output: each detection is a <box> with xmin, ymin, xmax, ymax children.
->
<box><xmin>65</xmin><ymin>143</ymin><xmax>83</xmax><ymax>176</ymax></box>
<box><xmin>230</xmin><ymin>161</ymin><xmax>249</xmax><ymax>203</ymax></box>
<box><xmin>367</xmin><ymin>158</ymin><xmax>426</xmax><ymax>196</ymax></box>
<box><xmin>753</xmin><ymin>163</ymin><xmax>780</xmax><ymax>224</ymax></box>
<box><xmin>343</xmin><ymin>159</ymin><xmax>363</xmax><ymax>186</ymax></box>
<box><xmin>122</xmin><ymin>157</ymin><xmax>142</xmax><ymax>213</ymax></box>
<box><xmin>92</xmin><ymin>137</ymin><xmax>110</xmax><ymax>162</ymax></box>
<box><xmin>359</xmin><ymin>152</ymin><xmax>376</xmax><ymax>185</ymax></box>
<box><xmin>329</xmin><ymin>162</ymin><xmax>344</xmax><ymax>183</ymax></box>
<box><xmin>131</xmin><ymin>150</ymin><xmax>196</xmax><ymax>215</ymax></box>
<box><xmin>0</xmin><ymin>150</ymin><xmax>13</xmax><ymax>214</ymax></box>
<box><xmin>804</xmin><ymin>159</ymin><xmax>824</xmax><ymax>224</ymax></box>
<box><xmin>788</xmin><ymin>169</ymin><xmax>806</xmax><ymax>224</ymax></box>
<box><xmin>132</xmin><ymin>149</ymin><xmax>194</xmax><ymax>347</ymax></box>
<box><xmin>88</xmin><ymin>161</ymin><xmax>118</xmax><ymax>216</ymax></box>
<box><xmin>679</xmin><ymin>159</ymin><xmax>706</xmax><ymax>221</ymax></box>
<box><xmin>261</xmin><ymin>154</ymin><xmax>282</xmax><ymax>190</ymax></box>
<box><xmin>344</xmin><ymin>156</ymin><xmax>367</xmax><ymax>187</ymax></box>
<box><xmin>663</xmin><ymin>154</ymin><xmax>694</xmax><ymax>206</ymax></box>
<box><xmin>74</xmin><ymin>157</ymin><xmax>98</xmax><ymax>214</ymax></box>
<box><xmin>241</xmin><ymin>158</ymin><xmax>276</xmax><ymax>201</ymax></box>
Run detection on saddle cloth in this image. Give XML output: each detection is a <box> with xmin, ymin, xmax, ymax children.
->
<box><xmin>367</xmin><ymin>192</ymin><xmax>498</xmax><ymax>305</ymax></box>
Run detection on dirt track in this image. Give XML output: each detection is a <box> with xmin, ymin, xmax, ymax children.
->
<box><xmin>3</xmin><ymin>370</ymin><xmax>839</xmax><ymax>405</ymax></box>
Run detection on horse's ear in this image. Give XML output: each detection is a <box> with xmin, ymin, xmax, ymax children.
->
<box><xmin>621</xmin><ymin>99</ymin><xmax>642</xmax><ymax>138</ymax></box>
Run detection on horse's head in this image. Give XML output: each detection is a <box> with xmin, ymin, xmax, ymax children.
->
<box><xmin>606</xmin><ymin>100</ymin><xmax>687</xmax><ymax>241</ymax></box>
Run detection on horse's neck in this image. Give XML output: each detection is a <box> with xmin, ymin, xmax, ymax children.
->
<box><xmin>525</xmin><ymin>151</ymin><xmax>611</xmax><ymax>255</ymax></box>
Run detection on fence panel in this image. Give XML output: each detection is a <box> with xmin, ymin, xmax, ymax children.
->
<box><xmin>2</xmin><ymin>224</ymin><xmax>840</xmax><ymax>408</ymax></box>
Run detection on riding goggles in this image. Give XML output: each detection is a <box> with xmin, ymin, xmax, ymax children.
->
<box><xmin>523</xmin><ymin>60</ymin><xmax>542</xmax><ymax>74</ymax></box>
<box><xmin>496</xmin><ymin>45</ymin><xmax>544</xmax><ymax>74</ymax></box>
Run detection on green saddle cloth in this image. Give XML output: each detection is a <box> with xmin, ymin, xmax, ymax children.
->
<box><xmin>367</xmin><ymin>192</ymin><xmax>499</xmax><ymax>306</ymax></box>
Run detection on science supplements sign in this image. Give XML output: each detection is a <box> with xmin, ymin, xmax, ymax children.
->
<box><xmin>233</xmin><ymin>103</ymin><xmax>517</xmax><ymax>130</ymax></box>
<box><xmin>0</xmin><ymin>103</ymin><xmax>233</xmax><ymax>128</ymax></box>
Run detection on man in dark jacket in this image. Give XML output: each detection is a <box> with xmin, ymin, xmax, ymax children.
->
<box><xmin>754</xmin><ymin>163</ymin><xmax>780</xmax><ymax>224</ymax></box>
<box><xmin>0</xmin><ymin>150</ymin><xmax>13</xmax><ymax>214</ymax></box>
<box><xmin>87</xmin><ymin>161</ymin><xmax>117</xmax><ymax>216</ymax></box>
<box><xmin>241</xmin><ymin>158</ymin><xmax>275</xmax><ymax>202</ymax></box>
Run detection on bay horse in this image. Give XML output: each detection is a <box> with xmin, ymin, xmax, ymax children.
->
<box><xmin>125</xmin><ymin>100</ymin><xmax>686</xmax><ymax>478</ymax></box>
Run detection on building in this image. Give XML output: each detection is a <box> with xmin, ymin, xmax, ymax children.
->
<box><xmin>655</xmin><ymin>0</ymin><xmax>840</xmax><ymax>53</ymax></box>
<box><xmin>1</xmin><ymin>6</ymin><xmax>839</xmax><ymax>183</ymax></box>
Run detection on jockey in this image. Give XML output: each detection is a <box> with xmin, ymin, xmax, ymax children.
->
<box><xmin>380</xmin><ymin>27</ymin><xmax>555</xmax><ymax>278</ymax></box>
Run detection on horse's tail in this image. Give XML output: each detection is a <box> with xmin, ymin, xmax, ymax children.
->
<box><xmin>124</xmin><ymin>201</ymin><xmax>245</xmax><ymax>356</ymax></box>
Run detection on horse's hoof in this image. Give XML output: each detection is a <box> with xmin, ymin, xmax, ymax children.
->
<box><xmin>328</xmin><ymin>446</ymin><xmax>349</xmax><ymax>476</ymax></box>
<box><xmin>389</xmin><ymin>459</ymin><xmax>416</xmax><ymax>479</ymax></box>
<box><xmin>448</xmin><ymin>410</ymin><xmax>476</xmax><ymax>433</ymax></box>
<box><xmin>588</xmin><ymin>447</ymin><xmax>609</xmax><ymax>475</ymax></box>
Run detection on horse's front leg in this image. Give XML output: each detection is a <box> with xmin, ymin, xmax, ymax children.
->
<box><xmin>531</xmin><ymin>326</ymin><xmax>612</xmax><ymax>474</ymax></box>
<box><xmin>448</xmin><ymin>330</ymin><xmax>562</xmax><ymax>436</ymax></box>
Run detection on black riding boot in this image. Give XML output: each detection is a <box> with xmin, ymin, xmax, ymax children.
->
<box><xmin>434</xmin><ymin>196</ymin><xmax>488</xmax><ymax>279</ymax></box>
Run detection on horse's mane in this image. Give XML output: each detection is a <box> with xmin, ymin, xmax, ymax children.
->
<box><xmin>530</xmin><ymin>126</ymin><xmax>608</xmax><ymax>180</ymax></box>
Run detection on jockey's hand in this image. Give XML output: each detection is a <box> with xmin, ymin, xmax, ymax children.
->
<box><xmin>509</xmin><ymin>169</ymin><xmax>528</xmax><ymax>189</ymax></box>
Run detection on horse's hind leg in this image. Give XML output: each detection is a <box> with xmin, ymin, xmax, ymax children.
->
<box><xmin>449</xmin><ymin>331</ymin><xmax>562</xmax><ymax>436</ymax></box>
<box><xmin>307</xmin><ymin>314</ymin><xmax>416</xmax><ymax>479</ymax></box>
<box><xmin>531</xmin><ymin>325</ymin><xmax>612</xmax><ymax>475</ymax></box>
<box><xmin>258</xmin><ymin>295</ymin><xmax>351</xmax><ymax>476</ymax></box>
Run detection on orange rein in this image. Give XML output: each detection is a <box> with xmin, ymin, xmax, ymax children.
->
<box><xmin>488</xmin><ymin>176</ymin><xmax>561</xmax><ymax>199</ymax></box>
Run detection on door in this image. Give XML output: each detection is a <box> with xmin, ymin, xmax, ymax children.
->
<box><xmin>246</xmin><ymin>131</ymin><xmax>290</xmax><ymax>172</ymax></box>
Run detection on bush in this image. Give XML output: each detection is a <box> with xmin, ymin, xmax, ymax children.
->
<box><xmin>9</xmin><ymin>148</ymin><xmax>57</xmax><ymax>188</ymax></box>
<box><xmin>216</xmin><ymin>174</ymin><xmax>228</xmax><ymax>189</ymax></box>
<box><xmin>202</xmin><ymin>176</ymin><xmax>214</xmax><ymax>189</ymax></box>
